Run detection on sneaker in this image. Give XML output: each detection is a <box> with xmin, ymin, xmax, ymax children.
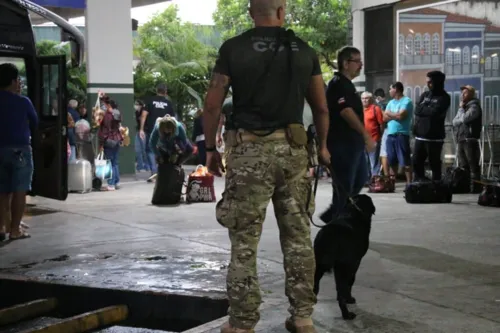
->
<box><xmin>147</xmin><ymin>173</ymin><xmax>157</xmax><ymax>183</ymax></box>
<box><xmin>103</xmin><ymin>185</ymin><xmax>115</xmax><ymax>191</ymax></box>
<box><xmin>285</xmin><ymin>317</ymin><xmax>316</xmax><ymax>333</ymax></box>
<box><xmin>115</xmin><ymin>183</ymin><xmax>121</xmax><ymax>190</ymax></box>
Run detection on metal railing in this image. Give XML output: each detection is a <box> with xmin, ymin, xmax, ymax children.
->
<box><xmin>444</xmin><ymin>63</ymin><xmax>483</xmax><ymax>75</ymax></box>
<box><xmin>401</xmin><ymin>54</ymin><xmax>444</xmax><ymax>66</ymax></box>
<box><xmin>446</xmin><ymin>124</ymin><xmax>500</xmax><ymax>177</ymax></box>
<box><xmin>484</xmin><ymin>69</ymin><xmax>500</xmax><ymax>77</ymax></box>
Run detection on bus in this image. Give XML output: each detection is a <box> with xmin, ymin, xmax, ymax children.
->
<box><xmin>0</xmin><ymin>0</ymin><xmax>85</xmax><ymax>201</ymax></box>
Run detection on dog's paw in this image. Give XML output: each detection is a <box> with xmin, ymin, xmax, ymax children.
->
<box><xmin>342</xmin><ymin>311</ymin><xmax>357</xmax><ymax>320</ymax></box>
<box><xmin>346</xmin><ymin>296</ymin><xmax>356</xmax><ymax>304</ymax></box>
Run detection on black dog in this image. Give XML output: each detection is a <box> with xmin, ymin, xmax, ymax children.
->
<box><xmin>313</xmin><ymin>194</ymin><xmax>375</xmax><ymax>320</ymax></box>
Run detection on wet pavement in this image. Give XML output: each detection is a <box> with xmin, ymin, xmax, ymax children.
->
<box><xmin>0</xmin><ymin>173</ymin><xmax>499</xmax><ymax>332</ymax></box>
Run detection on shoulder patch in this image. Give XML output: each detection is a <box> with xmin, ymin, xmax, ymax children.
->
<box><xmin>338</xmin><ymin>98</ymin><xmax>346</xmax><ymax>105</ymax></box>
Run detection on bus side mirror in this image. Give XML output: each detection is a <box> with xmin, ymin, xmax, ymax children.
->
<box><xmin>69</xmin><ymin>39</ymin><xmax>81</xmax><ymax>67</ymax></box>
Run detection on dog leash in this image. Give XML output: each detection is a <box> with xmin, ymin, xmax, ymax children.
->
<box><xmin>306</xmin><ymin>162</ymin><xmax>362</xmax><ymax>228</ymax></box>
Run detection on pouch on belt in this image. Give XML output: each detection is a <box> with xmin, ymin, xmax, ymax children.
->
<box><xmin>286</xmin><ymin>123</ymin><xmax>308</xmax><ymax>148</ymax></box>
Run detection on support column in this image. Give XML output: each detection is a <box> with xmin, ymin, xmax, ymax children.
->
<box><xmin>351</xmin><ymin>9</ymin><xmax>366</xmax><ymax>92</ymax></box>
<box><xmin>85</xmin><ymin>0</ymin><xmax>135</xmax><ymax>174</ymax></box>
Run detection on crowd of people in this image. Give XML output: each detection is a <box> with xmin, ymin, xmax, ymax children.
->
<box><xmin>361</xmin><ymin>72</ymin><xmax>482</xmax><ymax>193</ymax></box>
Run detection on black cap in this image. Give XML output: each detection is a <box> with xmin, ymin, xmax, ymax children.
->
<box><xmin>156</xmin><ymin>83</ymin><xmax>167</xmax><ymax>92</ymax></box>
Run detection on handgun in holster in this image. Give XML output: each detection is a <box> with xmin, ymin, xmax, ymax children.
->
<box><xmin>306</xmin><ymin>124</ymin><xmax>318</xmax><ymax>167</ymax></box>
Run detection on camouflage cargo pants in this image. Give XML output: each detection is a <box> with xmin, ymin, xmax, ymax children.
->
<box><xmin>216</xmin><ymin>137</ymin><xmax>317</xmax><ymax>330</ymax></box>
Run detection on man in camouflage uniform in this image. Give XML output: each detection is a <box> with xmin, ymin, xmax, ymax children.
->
<box><xmin>202</xmin><ymin>1</ymin><xmax>330</xmax><ymax>332</ymax></box>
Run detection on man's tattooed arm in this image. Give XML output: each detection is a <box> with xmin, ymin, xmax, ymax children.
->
<box><xmin>203</xmin><ymin>72</ymin><xmax>231</xmax><ymax>148</ymax></box>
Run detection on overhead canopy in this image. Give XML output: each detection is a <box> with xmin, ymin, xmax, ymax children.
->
<box><xmin>30</xmin><ymin>0</ymin><xmax>171</xmax><ymax>24</ymax></box>
<box><xmin>31</xmin><ymin>0</ymin><xmax>85</xmax><ymax>9</ymax></box>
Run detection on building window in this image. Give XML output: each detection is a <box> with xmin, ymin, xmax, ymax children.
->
<box><xmin>453</xmin><ymin>48</ymin><xmax>461</xmax><ymax>64</ymax></box>
<box><xmin>432</xmin><ymin>33</ymin><xmax>439</xmax><ymax>55</ymax></box>
<box><xmin>405</xmin><ymin>34</ymin><xmax>414</xmax><ymax>55</ymax></box>
<box><xmin>463</xmin><ymin>46</ymin><xmax>470</xmax><ymax>65</ymax></box>
<box><xmin>493</xmin><ymin>56</ymin><xmax>499</xmax><ymax>70</ymax></box>
<box><xmin>446</xmin><ymin>49</ymin><xmax>453</xmax><ymax>65</ymax></box>
<box><xmin>486</xmin><ymin>57</ymin><xmax>492</xmax><ymax>70</ymax></box>
<box><xmin>424</xmin><ymin>33</ymin><xmax>431</xmax><ymax>55</ymax></box>
<box><xmin>493</xmin><ymin>96</ymin><xmax>499</xmax><ymax>121</ymax></box>
<box><xmin>414</xmin><ymin>33</ymin><xmax>422</xmax><ymax>55</ymax></box>
<box><xmin>399</xmin><ymin>34</ymin><xmax>405</xmax><ymax>55</ymax></box>
<box><xmin>484</xmin><ymin>96</ymin><xmax>491</xmax><ymax>116</ymax></box>
<box><xmin>414</xmin><ymin>86</ymin><xmax>421</xmax><ymax>101</ymax></box>
<box><xmin>472</xmin><ymin>45</ymin><xmax>480</xmax><ymax>64</ymax></box>
<box><xmin>405</xmin><ymin>87</ymin><xmax>413</xmax><ymax>100</ymax></box>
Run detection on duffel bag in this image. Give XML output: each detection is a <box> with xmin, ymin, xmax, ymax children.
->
<box><xmin>151</xmin><ymin>163</ymin><xmax>185</xmax><ymax>205</ymax></box>
<box><xmin>405</xmin><ymin>180</ymin><xmax>452</xmax><ymax>204</ymax></box>
<box><xmin>368</xmin><ymin>175</ymin><xmax>395</xmax><ymax>193</ymax></box>
<box><xmin>477</xmin><ymin>181</ymin><xmax>500</xmax><ymax>207</ymax></box>
<box><xmin>443</xmin><ymin>167</ymin><xmax>470</xmax><ymax>194</ymax></box>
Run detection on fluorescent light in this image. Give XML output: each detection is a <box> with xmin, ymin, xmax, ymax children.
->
<box><xmin>409</xmin><ymin>29</ymin><xmax>414</xmax><ymax>34</ymax></box>
<box><xmin>472</xmin><ymin>55</ymin><xmax>478</xmax><ymax>58</ymax></box>
<box><xmin>448</xmin><ymin>48</ymin><xmax>460</xmax><ymax>52</ymax></box>
<box><xmin>492</xmin><ymin>53</ymin><xmax>498</xmax><ymax>57</ymax></box>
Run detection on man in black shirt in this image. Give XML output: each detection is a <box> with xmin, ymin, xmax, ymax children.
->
<box><xmin>320</xmin><ymin>46</ymin><xmax>376</xmax><ymax>225</ymax></box>
<box><xmin>202</xmin><ymin>0</ymin><xmax>330</xmax><ymax>332</ymax></box>
<box><xmin>139</xmin><ymin>83</ymin><xmax>176</xmax><ymax>179</ymax></box>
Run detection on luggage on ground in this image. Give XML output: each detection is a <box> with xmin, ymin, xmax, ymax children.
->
<box><xmin>186</xmin><ymin>165</ymin><xmax>216</xmax><ymax>203</ymax></box>
<box><xmin>68</xmin><ymin>159</ymin><xmax>93</xmax><ymax>193</ymax></box>
<box><xmin>95</xmin><ymin>152</ymin><xmax>112</xmax><ymax>181</ymax></box>
<box><xmin>368</xmin><ymin>175</ymin><xmax>395</xmax><ymax>193</ymax></box>
<box><xmin>405</xmin><ymin>180</ymin><xmax>453</xmax><ymax>204</ymax></box>
<box><xmin>151</xmin><ymin>163</ymin><xmax>185</xmax><ymax>205</ymax></box>
<box><xmin>477</xmin><ymin>181</ymin><xmax>500</xmax><ymax>207</ymax></box>
<box><xmin>443</xmin><ymin>167</ymin><xmax>470</xmax><ymax>193</ymax></box>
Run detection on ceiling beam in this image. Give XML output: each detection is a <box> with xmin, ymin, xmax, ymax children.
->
<box><xmin>30</xmin><ymin>0</ymin><xmax>171</xmax><ymax>25</ymax></box>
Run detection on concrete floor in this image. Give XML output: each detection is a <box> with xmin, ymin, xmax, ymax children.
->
<box><xmin>0</xmin><ymin>174</ymin><xmax>499</xmax><ymax>333</ymax></box>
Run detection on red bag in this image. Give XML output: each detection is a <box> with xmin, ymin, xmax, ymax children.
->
<box><xmin>368</xmin><ymin>175</ymin><xmax>395</xmax><ymax>193</ymax></box>
<box><xmin>186</xmin><ymin>165</ymin><xmax>216</xmax><ymax>203</ymax></box>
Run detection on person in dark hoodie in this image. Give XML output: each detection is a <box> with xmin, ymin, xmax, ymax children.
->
<box><xmin>413</xmin><ymin>71</ymin><xmax>451</xmax><ymax>181</ymax></box>
<box><xmin>452</xmin><ymin>85</ymin><xmax>482</xmax><ymax>193</ymax></box>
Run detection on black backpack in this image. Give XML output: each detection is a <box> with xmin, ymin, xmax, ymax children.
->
<box><xmin>443</xmin><ymin>167</ymin><xmax>470</xmax><ymax>194</ymax></box>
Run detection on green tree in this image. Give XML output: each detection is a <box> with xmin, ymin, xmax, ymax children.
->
<box><xmin>134</xmin><ymin>5</ymin><xmax>216</xmax><ymax>126</ymax></box>
<box><xmin>213</xmin><ymin>0</ymin><xmax>350</xmax><ymax>73</ymax></box>
<box><xmin>31</xmin><ymin>40</ymin><xmax>87</xmax><ymax>102</ymax></box>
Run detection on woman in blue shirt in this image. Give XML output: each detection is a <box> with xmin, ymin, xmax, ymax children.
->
<box><xmin>149</xmin><ymin>115</ymin><xmax>193</xmax><ymax>167</ymax></box>
<box><xmin>0</xmin><ymin>63</ymin><xmax>39</xmax><ymax>241</ymax></box>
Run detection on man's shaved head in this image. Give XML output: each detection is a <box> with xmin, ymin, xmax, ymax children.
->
<box><xmin>249</xmin><ymin>0</ymin><xmax>286</xmax><ymax>26</ymax></box>
<box><xmin>250</xmin><ymin>0</ymin><xmax>284</xmax><ymax>16</ymax></box>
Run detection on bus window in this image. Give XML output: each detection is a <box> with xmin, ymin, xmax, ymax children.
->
<box><xmin>41</xmin><ymin>63</ymin><xmax>61</xmax><ymax>117</ymax></box>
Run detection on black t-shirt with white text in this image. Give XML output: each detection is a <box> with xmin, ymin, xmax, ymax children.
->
<box><xmin>212</xmin><ymin>27</ymin><xmax>321</xmax><ymax>131</ymax></box>
<box><xmin>144</xmin><ymin>95</ymin><xmax>175</xmax><ymax>133</ymax></box>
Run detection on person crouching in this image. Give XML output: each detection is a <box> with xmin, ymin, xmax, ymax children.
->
<box><xmin>149</xmin><ymin>116</ymin><xmax>193</xmax><ymax>170</ymax></box>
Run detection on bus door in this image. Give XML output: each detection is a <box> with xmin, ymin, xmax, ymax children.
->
<box><xmin>31</xmin><ymin>55</ymin><xmax>68</xmax><ymax>201</ymax></box>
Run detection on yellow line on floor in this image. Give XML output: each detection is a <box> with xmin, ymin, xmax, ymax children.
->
<box><xmin>19</xmin><ymin>305</ymin><xmax>129</xmax><ymax>333</ymax></box>
<box><xmin>0</xmin><ymin>298</ymin><xmax>57</xmax><ymax>326</ymax></box>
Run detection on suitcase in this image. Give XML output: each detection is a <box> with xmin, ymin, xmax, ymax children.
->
<box><xmin>68</xmin><ymin>159</ymin><xmax>93</xmax><ymax>193</ymax></box>
<box><xmin>368</xmin><ymin>175</ymin><xmax>395</xmax><ymax>193</ymax></box>
<box><xmin>443</xmin><ymin>167</ymin><xmax>470</xmax><ymax>194</ymax></box>
<box><xmin>477</xmin><ymin>181</ymin><xmax>500</xmax><ymax>207</ymax></box>
<box><xmin>405</xmin><ymin>180</ymin><xmax>452</xmax><ymax>204</ymax></box>
<box><xmin>151</xmin><ymin>163</ymin><xmax>185</xmax><ymax>205</ymax></box>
